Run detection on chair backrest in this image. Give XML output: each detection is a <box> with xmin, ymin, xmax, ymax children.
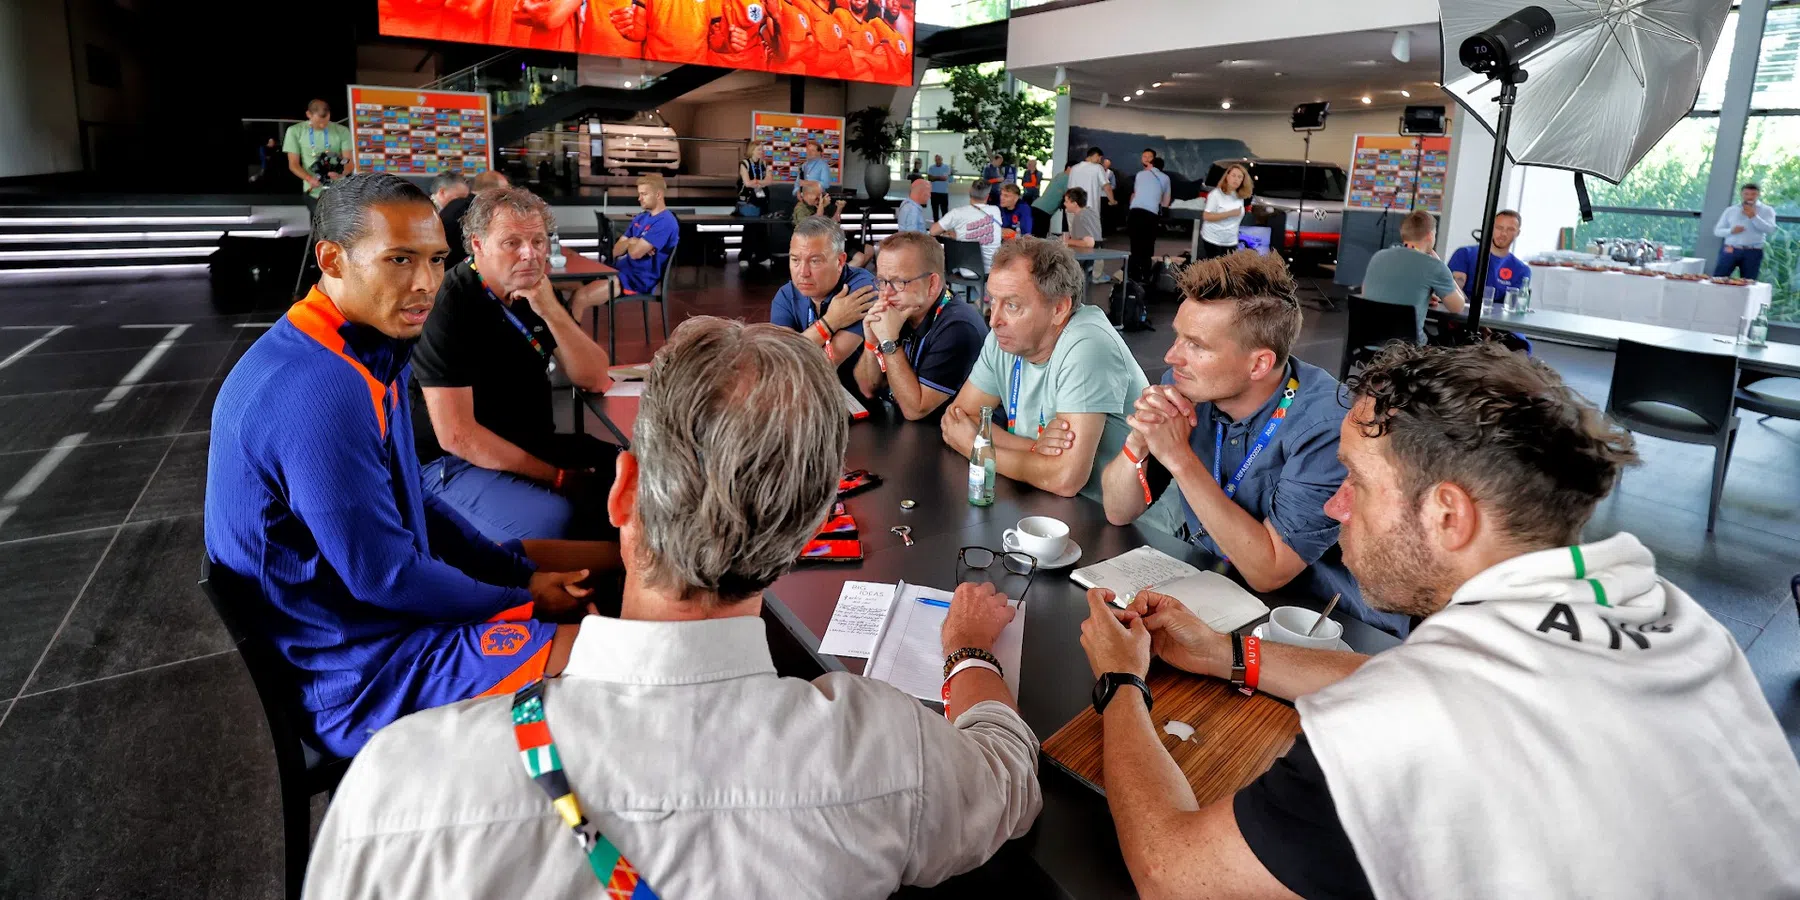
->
<box><xmin>1346</xmin><ymin>295</ymin><xmax>1421</xmax><ymax>350</ymax></box>
<box><xmin>765</xmin><ymin>181</ymin><xmax>797</xmax><ymax>218</ymax></box>
<box><xmin>1608</xmin><ymin>338</ymin><xmax>1740</xmax><ymax>430</ymax></box>
<box><xmin>593</xmin><ymin>210</ymin><xmax>617</xmax><ymax>265</ymax></box>
<box><xmin>199</xmin><ymin>558</ymin><xmax>340</xmax><ymax>770</ymax></box>
<box><xmin>650</xmin><ymin>237</ymin><xmax>679</xmax><ymax>299</ymax></box>
<box><xmin>939</xmin><ymin>237</ymin><xmax>987</xmax><ymax>277</ymax></box>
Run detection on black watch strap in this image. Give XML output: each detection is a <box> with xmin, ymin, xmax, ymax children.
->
<box><xmin>1230</xmin><ymin>630</ymin><xmax>1248</xmax><ymax>690</ymax></box>
<box><xmin>1092</xmin><ymin>672</ymin><xmax>1152</xmax><ymax>715</ymax></box>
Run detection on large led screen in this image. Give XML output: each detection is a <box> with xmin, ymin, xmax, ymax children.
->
<box><xmin>378</xmin><ymin>0</ymin><xmax>916</xmax><ymax>87</ymax></box>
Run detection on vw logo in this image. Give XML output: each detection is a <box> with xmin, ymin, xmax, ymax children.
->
<box><xmin>1312</xmin><ymin>208</ymin><xmax>1327</xmax><ymax>221</ymax></box>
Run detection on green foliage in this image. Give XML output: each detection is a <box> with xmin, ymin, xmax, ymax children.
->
<box><xmin>932</xmin><ymin>65</ymin><xmax>1054</xmax><ymax>166</ymax></box>
<box><xmin>846</xmin><ymin>106</ymin><xmax>911</xmax><ymax>163</ymax></box>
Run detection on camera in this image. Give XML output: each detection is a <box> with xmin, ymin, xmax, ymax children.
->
<box><xmin>310</xmin><ymin>152</ymin><xmax>346</xmax><ymax>184</ymax></box>
<box><xmin>1459</xmin><ymin>6</ymin><xmax>1556</xmax><ymax>75</ymax></box>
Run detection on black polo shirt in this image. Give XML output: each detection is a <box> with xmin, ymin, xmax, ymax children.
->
<box><xmin>1233</xmin><ymin>735</ymin><xmax>1374</xmax><ymax>899</ymax></box>
<box><xmin>411</xmin><ymin>261</ymin><xmax>559</xmax><ymax>464</ymax></box>
<box><xmin>439</xmin><ymin>195</ymin><xmax>473</xmax><ymax>269</ymax></box>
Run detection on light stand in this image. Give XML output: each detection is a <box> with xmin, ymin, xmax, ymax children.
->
<box><xmin>1292</xmin><ymin>128</ymin><xmax>1333</xmax><ymax>310</ymax></box>
<box><xmin>1464</xmin><ymin>63</ymin><xmax>1527</xmax><ymax>334</ymax></box>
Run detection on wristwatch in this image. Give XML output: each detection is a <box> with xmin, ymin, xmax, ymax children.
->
<box><xmin>1091</xmin><ymin>672</ymin><xmax>1152</xmax><ymax>715</ymax></box>
<box><xmin>877</xmin><ymin>338</ymin><xmax>900</xmax><ymax>355</ymax></box>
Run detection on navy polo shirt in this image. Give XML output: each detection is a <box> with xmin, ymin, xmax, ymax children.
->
<box><xmin>770</xmin><ymin>264</ymin><xmax>877</xmax><ymax>339</ymax></box>
<box><xmin>1160</xmin><ymin>358</ymin><xmax>1408</xmax><ymax>635</ymax></box>
<box><xmin>886</xmin><ymin>293</ymin><xmax>988</xmax><ymax>401</ymax></box>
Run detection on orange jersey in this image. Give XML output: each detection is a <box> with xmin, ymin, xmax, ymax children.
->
<box><xmin>826</xmin><ymin>7</ymin><xmax>871</xmax><ymax>81</ymax></box>
<box><xmin>486</xmin><ymin>0</ymin><xmax>579</xmax><ymax>51</ymax></box>
<box><xmin>865</xmin><ymin>15</ymin><xmax>909</xmax><ymax>83</ymax></box>
<box><xmin>643</xmin><ymin>0</ymin><xmax>712</xmax><ymax>66</ymax></box>
<box><xmin>769</xmin><ymin>0</ymin><xmax>820</xmax><ymax>71</ymax></box>
<box><xmin>708</xmin><ymin>0</ymin><xmax>774</xmax><ymax>69</ymax></box>
<box><xmin>583</xmin><ymin>0</ymin><xmax>643</xmax><ymax>58</ymax></box>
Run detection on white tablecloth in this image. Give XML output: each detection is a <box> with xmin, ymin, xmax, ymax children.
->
<box><xmin>1530</xmin><ymin>267</ymin><xmax>1770</xmax><ymax>336</ymax></box>
<box><xmin>1645</xmin><ymin>257</ymin><xmax>1707</xmax><ymax>276</ymax></box>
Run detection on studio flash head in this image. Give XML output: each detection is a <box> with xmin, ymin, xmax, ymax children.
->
<box><xmin>1459</xmin><ymin>6</ymin><xmax>1556</xmax><ymax>75</ymax></box>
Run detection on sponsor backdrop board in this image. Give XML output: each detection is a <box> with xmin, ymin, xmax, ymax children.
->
<box><xmin>753</xmin><ymin>111</ymin><xmax>845</xmax><ymax>183</ymax></box>
<box><xmin>1346</xmin><ymin>134</ymin><xmax>1451</xmax><ymax>214</ymax></box>
<box><xmin>377</xmin><ymin>0</ymin><xmax>914</xmax><ymax>87</ymax></box>
<box><xmin>348</xmin><ymin>85</ymin><xmax>492</xmax><ymax>176</ymax></box>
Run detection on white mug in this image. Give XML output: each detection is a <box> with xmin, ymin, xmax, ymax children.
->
<box><xmin>1265</xmin><ymin>606</ymin><xmax>1343</xmax><ymax>649</ymax></box>
<box><xmin>1002</xmin><ymin>516</ymin><xmax>1069</xmax><ymax>562</ymax></box>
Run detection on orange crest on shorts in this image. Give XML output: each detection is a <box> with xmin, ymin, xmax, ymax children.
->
<box><xmin>482</xmin><ymin>624</ymin><xmax>532</xmax><ymax>656</ymax></box>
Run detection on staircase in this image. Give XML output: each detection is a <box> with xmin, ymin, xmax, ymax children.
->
<box><xmin>0</xmin><ymin>204</ymin><xmax>287</xmax><ymax>276</ymax></box>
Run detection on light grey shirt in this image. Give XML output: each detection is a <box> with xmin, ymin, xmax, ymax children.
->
<box><xmin>305</xmin><ymin>615</ymin><xmax>1042</xmax><ymax>900</ymax></box>
<box><xmin>1714</xmin><ymin>201</ymin><xmax>1778</xmax><ymax>249</ymax></box>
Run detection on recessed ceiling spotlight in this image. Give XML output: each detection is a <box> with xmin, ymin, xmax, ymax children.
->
<box><xmin>1221</xmin><ymin>100</ymin><xmax>1232</xmax><ymax>109</ymax></box>
<box><xmin>1401</xmin><ymin>89</ymin><xmax>1412</xmax><ymax>98</ymax></box>
<box><xmin>1152</xmin><ymin>82</ymin><xmax>1163</xmax><ymax>88</ymax></box>
<box><xmin>1361</xmin><ymin>95</ymin><xmax>1373</xmax><ymax>104</ymax></box>
<box><xmin>1122</xmin><ymin>95</ymin><xmax>1131</xmax><ymax>102</ymax></box>
<box><xmin>623</xmin><ymin>80</ymin><xmax>633</xmax><ymax>87</ymax></box>
<box><xmin>1135</xmin><ymin>89</ymin><xmax>1145</xmax><ymax>96</ymax></box>
<box><xmin>1273</xmin><ymin>72</ymin><xmax>1284</xmax><ymax>77</ymax></box>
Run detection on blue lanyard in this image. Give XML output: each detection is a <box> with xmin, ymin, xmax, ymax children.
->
<box><xmin>1210</xmin><ymin>377</ymin><xmax>1300</xmax><ymax>499</ymax></box>
<box><xmin>469</xmin><ymin>262</ymin><xmax>551</xmax><ymax>362</ymax></box>
<box><xmin>308</xmin><ymin>125</ymin><xmax>332</xmax><ymax>153</ymax></box>
<box><xmin>905</xmin><ymin>291</ymin><xmax>953</xmax><ymax>370</ymax></box>
<box><xmin>1005</xmin><ymin>356</ymin><xmax>1045</xmax><ymax>437</ymax></box>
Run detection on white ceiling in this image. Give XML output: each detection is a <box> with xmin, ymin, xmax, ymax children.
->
<box><xmin>1013</xmin><ymin>27</ymin><xmax>1450</xmax><ymax>115</ymax></box>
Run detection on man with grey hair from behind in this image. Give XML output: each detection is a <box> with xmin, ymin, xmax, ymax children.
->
<box><xmin>307</xmin><ymin>317</ymin><xmax>1044</xmax><ymax>900</ymax></box>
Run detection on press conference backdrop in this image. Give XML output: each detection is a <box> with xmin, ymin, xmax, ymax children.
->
<box><xmin>378</xmin><ymin>1</ymin><xmax>916</xmax><ymax>88</ymax></box>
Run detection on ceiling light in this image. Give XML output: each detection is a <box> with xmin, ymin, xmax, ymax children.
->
<box><xmin>1221</xmin><ymin>100</ymin><xmax>1232</xmax><ymax>110</ymax></box>
<box><xmin>1401</xmin><ymin>89</ymin><xmax>1412</xmax><ymax>98</ymax></box>
<box><xmin>550</xmin><ymin>74</ymin><xmax>558</xmax><ymax>82</ymax></box>
<box><xmin>1152</xmin><ymin>82</ymin><xmax>1163</xmax><ymax>88</ymax></box>
<box><xmin>1122</xmin><ymin>95</ymin><xmax>1131</xmax><ymax>102</ymax></box>
<box><xmin>1391</xmin><ymin>30</ymin><xmax>1412</xmax><ymax>64</ymax></box>
<box><xmin>623</xmin><ymin>80</ymin><xmax>633</xmax><ymax>87</ymax></box>
<box><xmin>1273</xmin><ymin>72</ymin><xmax>1284</xmax><ymax>77</ymax></box>
<box><xmin>1361</xmin><ymin>96</ymin><xmax>1373</xmax><ymax>104</ymax></box>
<box><xmin>1133</xmin><ymin>89</ymin><xmax>1143</xmax><ymax>96</ymax></box>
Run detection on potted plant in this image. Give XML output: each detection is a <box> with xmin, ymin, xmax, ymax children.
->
<box><xmin>846</xmin><ymin>105</ymin><xmax>911</xmax><ymax>201</ymax></box>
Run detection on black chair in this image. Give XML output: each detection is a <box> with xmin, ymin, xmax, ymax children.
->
<box><xmin>939</xmin><ymin>238</ymin><xmax>989</xmax><ymax>305</ymax></box>
<box><xmin>608</xmin><ymin>245</ymin><xmax>678</xmax><ymax>361</ymax></box>
<box><xmin>199</xmin><ymin>558</ymin><xmax>350</xmax><ymax>900</ymax></box>
<box><xmin>1606</xmin><ymin>339</ymin><xmax>1741</xmax><ymax>532</ymax></box>
<box><xmin>1340</xmin><ymin>295</ymin><xmax>1421</xmax><ymax>380</ymax></box>
<box><xmin>1738</xmin><ymin>321</ymin><xmax>1800</xmax><ymax>426</ymax></box>
<box><xmin>592</xmin><ymin>209</ymin><xmax>618</xmax><ymax>266</ymax></box>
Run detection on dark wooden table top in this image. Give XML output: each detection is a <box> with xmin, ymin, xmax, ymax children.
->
<box><xmin>547</xmin><ymin>249</ymin><xmax>617</xmax><ymax>283</ymax></box>
<box><xmin>578</xmin><ymin>395</ymin><xmax>1400</xmax><ymax>899</ymax></box>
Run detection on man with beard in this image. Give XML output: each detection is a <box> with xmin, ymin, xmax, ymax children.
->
<box><xmin>1088</xmin><ymin>251</ymin><xmax>1394</xmax><ymax>631</ymax></box>
<box><xmin>1447</xmin><ymin>209</ymin><xmax>1530</xmax><ymax>302</ymax></box>
<box><xmin>1078</xmin><ymin>341</ymin><xmax>1800</xmax><ymax>899</ymax></box>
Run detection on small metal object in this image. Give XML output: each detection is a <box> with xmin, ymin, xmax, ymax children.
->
<box><xmin>900</xmin><ymin>499</ymin><xmax>916</xmax><ymax>510</ymax></box>
<box><xmin>1307</xmin><ymin>594</ymin><xmax>1342</xmax><ymax>637</ymax></box>
<box><xmin>890</xmin><ymin>525</ymin><xmax>914</xmax><ymax>546</ymax></box>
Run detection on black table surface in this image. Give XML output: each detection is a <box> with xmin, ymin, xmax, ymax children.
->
<box><xmin>582</xmin><ymin>394</ymin><xmax>1400</xmax><ymax>899</ymax></box>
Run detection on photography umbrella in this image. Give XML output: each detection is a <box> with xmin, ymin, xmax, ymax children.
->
<box><xmin>1437</xmin><ymin>0</ymin><xmax>1729</xmax><ymax>329</ymax></box>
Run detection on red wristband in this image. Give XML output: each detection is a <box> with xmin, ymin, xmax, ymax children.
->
<box><xmin>552</xmin><ymin>468</ymin><xmax>567</xmax><ymax>492</ymax></box>
<box><xmin>1240</xmin><ymin>635</ymin><xmax>1262</xmax><ymax>696</ymax></box>
<box><xmin>866</xmin><ymin>339</ymin><xmax>887</xmax><ymax>372</ymax></box>
<box><xmin>1121</xmin><ymin>445</ymin><xmax>1153</xmax><ymax>506</ymax></box>
<box><xmin>813</xmin><ymin>320</ymin><xmax>832</xmax><ymax>343</ymax></box>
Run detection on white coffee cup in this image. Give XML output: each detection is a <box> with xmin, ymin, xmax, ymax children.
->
<box><xmin>1265</xmin><ymin>606</ymin><xmax>1344</xmax><ymax>649</ymax></box>
<box><xmin>1002</xmin><ymin>516</ymin><xmax>1070</xmax><ymax>563</ymax></box>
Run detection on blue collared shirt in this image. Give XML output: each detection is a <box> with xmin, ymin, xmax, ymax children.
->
<box><xmin>1162</xmin><ymin>358</ymin><xmax>1408</xmax><ymax>635</ymax></box>
<box><xmin>897</xmin><ymin>198</ymin><xmax>930</xmax><ymax>233</ymax></box>
<box><xmin>1132</xmin><ymin>167</ymin><xmax>1171</xmax><ymax>213</ymax></box>
<box><xmin>927</xmin><ymin>164</ymin><xmax>952</xmax><ymax>194</ymax></box>
<box><xmin>770</xmin><ymin>264</ymin><xmax>877</xmax><ymax>342</ymax></box>
<box><xmin>1715</xmin><ymin>201</ymin><xmax>1779</xmax><ymax>249</ymax></box>
<box><xmin>801</xmin><ymin>157</ymin><xmax>834</xmax><ymax>187</ymax></box>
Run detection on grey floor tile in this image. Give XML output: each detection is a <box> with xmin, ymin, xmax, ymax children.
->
<box><xmin>0</xmin><ymin>380</ymin><xmax>209</xmax><ymax>454</ymax></box>
<box><xmin>0</xmin><ymin>436</ymin><xmax>174</xmax><ymax>541</ymax></box>
<box><xmin>0</xmin><ymin>528</ymin><xmax>118</xmax><ymax>697</ymax></box>
<box><xmin>130</xmin><ymin>433</ymin><xmax>210</xmax><ymax>522</ymax></box>
<box><xmin>0</xmin><ymin>340</ymin><xmax>235</xmax><ymax>396</ymax></box>
<box><xmin>28</xmin><ymin>515</ymin><xmax>230</xmax><ymax>693</ymax></box>
<box><xmin>1744</xmin><ymin>605</ymin><xmax>1800</xmax><ymax>759</ymax></box>
<box><xmin>1715</xmin><ymin>611</ymin><xmax>1766</xmax><ymax>649</ymax></box>
<box><xmin>1585</xmin><ymin>489</ymin><xmax>1798</xmax><ymax>629</ymax></box>
<box><xmin>0</xmin><ymin>652</ymin><xmax>281</xmax><ymax>900</ymax></box>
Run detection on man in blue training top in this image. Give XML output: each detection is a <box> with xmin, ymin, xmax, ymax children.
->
<box><xmin>771</xmin><ymin>215</ymin><xmax>878</xmax><ymax>375</ymax></box>
<box><xmin>800</xmin><ymin>139</ymin><xmax>835</xmax><ymax>187</ymax></box>
<box><xmin>206</xmin><ymin>174</ymin><xmax>618</xmax><ymax>757</ymax></box>
<box><xmin>1448</xmin><ymin>209</ymin><xmax>1530</xmax><ymax>302</ymax></box>
<box><xmin>573</xmin><ymin>172</ymin><xmax>679</xmax><ymax>319</ymax></box>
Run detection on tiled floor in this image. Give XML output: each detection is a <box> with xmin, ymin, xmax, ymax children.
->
<box><xmin>1</xmin><ymin>237</ymin><xmax>1797</xmax><ymax>897</ymax></box>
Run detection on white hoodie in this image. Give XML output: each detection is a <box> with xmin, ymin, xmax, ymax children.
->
<box><xmin>1300</xmin><ymin>533</ymin><xmax>1800</xmax><ymax>899</ymax></box>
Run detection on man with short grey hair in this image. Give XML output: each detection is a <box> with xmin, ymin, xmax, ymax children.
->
<box><xmin>941</xmin><ymin>236</ymin><xmax>1147</xmax><ymax>501</ymax></box>
<box><xmin>771</xmin><ymin>214</ymin><xmax>879</xmax><ymax>371</ymax></box>
<box><xmin>429</xmin><ymin>172</ymin><xmax>469</xmax><ymax>211</ymax></box>
<box><xmin>413</xmin><ymin>186</ymin><xmax>619</xmax><ymax>542</ymax></box>
<box><xmin>308</xmin><ymin>317</ymin><xmax>1044</xmax><ymax>900</ymax></box>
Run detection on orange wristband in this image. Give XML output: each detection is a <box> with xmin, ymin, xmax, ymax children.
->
<box><xmin>1121</xmin><ymin>445</ymin><xmax>1153</xmax><ymax>506</ymax></box>
<box><xmin>1240</xmin><ymin>635</ymin><xmax>1262</xmax><ymax>696</ymax></box>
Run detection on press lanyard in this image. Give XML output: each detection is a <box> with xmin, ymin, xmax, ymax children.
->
<box><xmin>1211</xmin><ymin>377</ymin><xmax>1300</xmax><ymax>498</ymax></box>
<box><xmin>906</xmin><ymin>291</ymin><xmax>954</xmax><ymax>370</ymax></box>
<box><xmin>512</xmin><ymin>680</ymin><xmax>661</xmax><ymax>898</ymax></box>
<box><xmin>308</xmin><ymin>125</ymin><xmax>332</xmax><ymax>153</ymax></box>
<box><xmin>1005</xmin><ymin>356</ymin><xmax>1045</xmax><ymax>437</ymax></box>
<box><xmin>469</xmin><ymin>261</ymin><xmax>552</xmax><ymax>362</ymax></box>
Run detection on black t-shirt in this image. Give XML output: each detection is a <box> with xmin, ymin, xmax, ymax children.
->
<box><xmin>874</xmin><ymin>294</ymin><xmax>987</xmax><ymax>409</ymax></box>
<box><xmin>411</xmin><ymin>261</ymin><xmax>559</xmax><ymax>464</ymax></box>
<box><xmin>1232</xmin><ymin>734</ymin><xmax>1375</xmax><ymax>900</ymax></box>
<box><xmin>440</xmin><ymin>195</ymin><xmax>473</xmax><ymax>269</ymax></box>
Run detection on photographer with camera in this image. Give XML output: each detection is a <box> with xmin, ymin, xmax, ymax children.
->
<box><xmin>284</xmin><ymin>99</ymin><xmax>354</xmax><ymax>202</ymax></box>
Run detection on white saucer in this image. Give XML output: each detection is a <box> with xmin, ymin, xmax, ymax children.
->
<box><xmin>1032</xmin><ymin>540</ymin><xmax>1082</xmax><ymax>570</ymax></box>
<box><xmin>1252</xmin><ymin>623</ymin><xmax>1352</xmax><ymax>653</ymax></box>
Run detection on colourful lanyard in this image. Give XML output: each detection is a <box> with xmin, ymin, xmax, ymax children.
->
<box><xmin>308</xmin><ymin>125</ymin><xmax>333</xmax><ymax>154</ymax></box>
<box><xmin>905</xmin><ymin>291</ymin><xmax>954</xmax><ymax>370</ymax></box>
<box><xmin>469</xmin><ymin>261</ymin><xmax>551</xmax><ymax>362</ymax></box>
<box><xmin>512</xmin><ymin>680</ymin><xmax>661</xmax><ymax>898</ymax></box>
<box><xmin>1211</xmin><ymin>377</ymin><xmax>1300</xmax><ymax>499</ymax></box>
<box><xmin>1005</xmin><ymin>356</ymin><xmax>1045</xmax><ymax>437</ymax></box>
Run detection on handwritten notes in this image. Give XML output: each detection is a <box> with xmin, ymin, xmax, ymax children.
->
<box><xmin>818</xmin><ymin>581</ymin><xmax>898</xmax><ymax>658</ymax></box>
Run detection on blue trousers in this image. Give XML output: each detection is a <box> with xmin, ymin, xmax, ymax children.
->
<box><xmin>1713</xmin><ymin>246</ymin><xmax>1764</xmax><ymax>279</ymax></box>
<box><xmin>421</xmin><ymin>435</ymin><xmax>618</xmax><ymax>543</ymax></box>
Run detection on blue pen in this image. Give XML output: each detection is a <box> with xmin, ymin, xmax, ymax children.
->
<box><xmin>917</xmin><ymin>597</ymin><xmax>951</xmax><ymax>609</ymax></box>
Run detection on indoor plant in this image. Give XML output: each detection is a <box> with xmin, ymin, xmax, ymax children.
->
<box><xmin>846</xmin><ymin>105</ymin><xmax>911</xmax><ymax>200</ymax></box>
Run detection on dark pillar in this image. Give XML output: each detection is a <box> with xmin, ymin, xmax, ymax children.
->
<box><xmin>791</xmin><ymin>76</ymin><xmax>806</xmax><ymax>114</ymax></box>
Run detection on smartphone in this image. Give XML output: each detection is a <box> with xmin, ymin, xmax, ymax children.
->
<box><xmin>817</xmin><ymin>513</ymin><xmax>858</xmax><ymax>539</ymax></box>
<box><xmin>799</xmin><ymin>539</ymin><xmax>864</xmax><ymax>563</ymax></box>
<box><xmin>838</xmin><ymin>469</ymin><xmax>881</xmax><ymax>497</ymax></box>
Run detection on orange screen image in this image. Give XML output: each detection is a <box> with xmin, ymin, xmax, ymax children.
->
<box><xmin>378</xmin><ymin>0</ymin><xmax>916</xmax><ymax>88</ymax></box>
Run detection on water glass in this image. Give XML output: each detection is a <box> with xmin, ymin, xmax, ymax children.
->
<box><xmin>1503</xmin><ymin>288</ymin><xmax>1522</xmax><ymax>313</ymax></box>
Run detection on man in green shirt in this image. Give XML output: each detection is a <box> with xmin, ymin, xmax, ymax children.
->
<box><xmin>1359</xmin><ymin>209</ymin><xmax>1465</xmax><ymax>343</ymax></box>
<box><xmin>284</xmin><ymin>99</ymin><xmax>354</xmax><ymax>200</ymax></box>
<box><xmin>941</xmin><ymin>236</ymin><xmax>1148</xmax><ymax>501</ymax></box>
<box><xmin>1030</xmin><ymin>162</ymin><xmax>1072</xmax><ymax>238</ymax></box>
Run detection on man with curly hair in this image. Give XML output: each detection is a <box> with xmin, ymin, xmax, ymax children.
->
<box><xmin>1079</xmin><ymin>341</ymin><xmax>1800</xmax><ymax>900</ymax></box>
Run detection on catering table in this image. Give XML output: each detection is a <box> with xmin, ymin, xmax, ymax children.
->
<box><xmin>1427</xmin><ymin>306</ymin><xmax>1800</xmax><ymax>379</ymax></box>
<box><xmin>1527</xmin><ymin>265</ymin><xmax>1769</xmax><ymax>336</ymax></box>
<box><xmin>579</xmin><ymin>392</ymin><xmax>1401</xmax><ymax>899</ymax></box>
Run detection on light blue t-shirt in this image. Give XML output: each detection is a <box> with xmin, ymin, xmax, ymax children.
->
<box><xmin>1360</xmin><ymin>246</ymin><xmax>1458</xmax><ymax>343</ymax></box>
<box><xmin>801</xmin><ymin>157</ymin><xmax>834</xmax><ymax>187</ymax></box>
<box><xmin>897</xmin><ymin>198</ymin><xmax>929</xmax><ymax>233</ymax></box>
<box><xmin>927</xmin><ymin>164</ymin><xmax>952</xmax><ymax>195</ymax></box>
<box><xmin>1131</xmin><ymin>167</ymin><xmax>1171</xmax><ymax>213</ymax></box>
<box><xmin>966</xmin><ymin>305</ymin><xmax>1148</xmax><ymax>501</ymax></box>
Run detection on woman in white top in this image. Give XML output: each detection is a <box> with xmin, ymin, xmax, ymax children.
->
<box><xmin>1200</xmin><ymin>163</ymin><xmax>1253</xmax><ymax>258</ymax></box>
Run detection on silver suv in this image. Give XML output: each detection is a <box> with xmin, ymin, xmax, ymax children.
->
<box><xmin>1204</xmin><ymin>158</ymin><xmax>1347</xmax><ymax>260</ymax></box>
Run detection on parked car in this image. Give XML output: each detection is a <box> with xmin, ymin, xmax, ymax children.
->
<box><xmin>591</xmin><ymin>110</ymin><xmax>680</xmax><ymax>174</ymax></box>
<box><xmin>1204</xmin><ymin>158</ymin><xmax>1347</xmax><ymax>261</ymax></box>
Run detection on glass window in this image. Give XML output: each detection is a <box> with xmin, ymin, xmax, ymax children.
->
<box><xmin>1695</xmin><ymin>10</ymin><xmax>1739</xmax><ymax>111</ymax></box>
<box><xmin>1753</xmin><ymin>5</ymin><xmax>1800</xmax><ymax>109</ymax></box>
<box><xmin>915</xmin><ymin>0</ymin><xmax>1009</xmax><ymax>27</ymax></box>
<box><xmin>1739</xmin><ymin>116</ymin><xmax>1799</xmax><ymax>323</ymax></box>
<box><xmin>1570</xmin><ymin>211</ymin><xmax>1704</xmax><ymax>259</ymax></box>
<box><xmin>1585</xmin><ymin>116</ymin><xmax>1719</xmax><ymax>211</ymax></box>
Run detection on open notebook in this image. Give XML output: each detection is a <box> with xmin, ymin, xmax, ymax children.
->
<box><xmin>837</xmin><ymin>582</ymin><xmax>1025</xmax><ymax>702</ymax></box>
<box><xmin>1071</xmin><ymin>546</ymin><xmax>1270</xmax><ymax>634</ymax></box>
